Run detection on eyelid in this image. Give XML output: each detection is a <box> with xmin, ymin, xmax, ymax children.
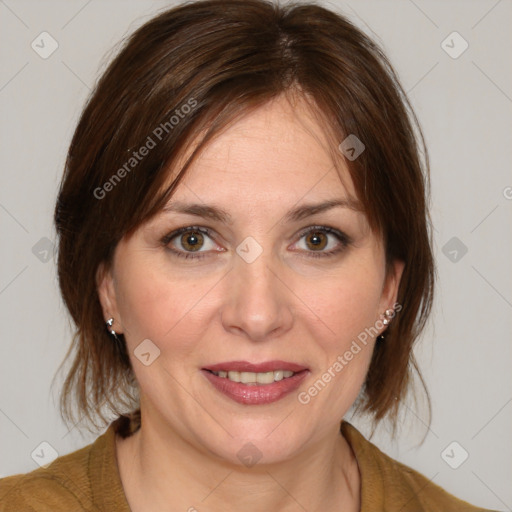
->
<box><xmin>160</xmin><ymin>225</ymin><xmax>215</xmax><ymax>246</ymax></box>
<box><xmin>289</xmin><ymin>225</ymin><xmax>352</xmax><ymax>258</ymax></box>
<box><xmin>294</xmin><ymin>224</ymin><xmax>352</xmax><ymax>245</ymax></box>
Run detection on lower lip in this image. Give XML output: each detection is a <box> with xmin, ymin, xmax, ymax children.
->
<box><xmin>201</xmin><ymin>369</ymin><xmax>309</xmax><ymax>405</ymax></box>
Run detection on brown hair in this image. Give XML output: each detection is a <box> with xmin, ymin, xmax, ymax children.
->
<box><xmin>54</xmin><ymin>0</ymin><xmax>434</xmax><ymax>433</ymax></box>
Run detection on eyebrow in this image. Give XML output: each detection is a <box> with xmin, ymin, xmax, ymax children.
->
<box><xmin>161</xmin><ymin>198</ymin><xmax>362</xmax><ymax>224</ymax></box>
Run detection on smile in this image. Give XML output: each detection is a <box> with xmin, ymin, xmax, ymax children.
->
<box><xmin>208</xmin><ymin>369</ymin><xmax>296</xmax><ymax>385</ymax></box>
<box><xmin>201</xmin><ymin>360</ymin><xmax>309</xmax><ymax>405</ymax></box>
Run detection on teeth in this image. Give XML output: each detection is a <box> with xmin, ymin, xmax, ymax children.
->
<box><xmin>211</xmin><ymin>369</ymin><xmax>297</xmax><ymax>384</ymax></box>
<box><xmin>256</xmin><ymin>372</ymin><xmax>274</xmax><ymax>384</ymax></box>
<box><xmin>240</xmin><ymin>372</ymin><xmax>256</xmax><ymax>384</ymax></box>
<box><xmin>228</xmin><ymin>371</ymin><xmax>241</xmax><ymax>382</ymax></box>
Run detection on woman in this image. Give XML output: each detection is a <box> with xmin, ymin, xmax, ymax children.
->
<box><xmin>0</xmin><ymin>0</ymin><xmax>499</xmax><ymax>510</ymax></box>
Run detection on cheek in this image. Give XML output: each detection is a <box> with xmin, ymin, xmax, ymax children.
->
<box><xmin>292</xmin><ymin>252</ymin><xmax>384</xmax><ymax>407</ymax></box>
<box><xmin>296</xmin><ymin>258</ymin><xmax>384</xmax><ymax>346</ymax></box>
<box><xmin>114</xmin><ymin>254</ymin><xmax>218</xmax><ymax>354</ymax></box>
<box><xmin>297</xmin><ymin>279</ymin><xmax>381</xmax><ymax>413</ymax></box>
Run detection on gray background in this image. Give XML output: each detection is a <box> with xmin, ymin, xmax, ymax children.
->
<box><xmin>0</xmin><ymin>0</ymin><xmax>511</xmax><ymax>509</ymax></box>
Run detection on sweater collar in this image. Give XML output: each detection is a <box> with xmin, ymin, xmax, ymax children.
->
<box><xmin>89</xmin><ymin>416</ymin><xmax>133</xmax><ymax>511</ymax></box>
<box><xmin>340</xmin><ymin>421</ymin><xmax>384</xmax><ymax>510</ymax></box>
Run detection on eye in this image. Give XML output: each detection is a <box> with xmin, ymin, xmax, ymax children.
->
<box><xmin>292</xmin><ymin>226</ymin><xmax>351</xmax><ymax>258</ymax></box>
<box><xmin>161</xmin><ymin>225</ymin><xmax>351</xmax><ymax>261</ymax></box>
<box><xmin>161</xmin><ymin>226</ymin><xmax>223</xmax><ymax>260</ymax></box>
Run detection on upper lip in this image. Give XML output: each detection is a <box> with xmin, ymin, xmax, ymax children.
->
<box><xmin>203</xmin><ymin>360</ymin><xmax>308</xmax><ymax>373</ymax></box>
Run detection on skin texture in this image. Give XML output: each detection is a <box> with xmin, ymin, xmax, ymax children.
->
<box><xmin>97</xmin><ymin>94</ymin><xmax>404</xmax><ymax>511</ymax></box>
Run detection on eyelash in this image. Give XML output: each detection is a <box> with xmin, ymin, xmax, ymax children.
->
<box><xmin>160</xmin><ymin>225</ymin><xmax>352</xmax><ymax>261</ymax></box>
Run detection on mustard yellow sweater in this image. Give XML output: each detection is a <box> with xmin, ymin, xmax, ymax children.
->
<box><xmin>0</xmin><ymin>415</ymin><xmax>498</xmax><ymax>511</ymax></box>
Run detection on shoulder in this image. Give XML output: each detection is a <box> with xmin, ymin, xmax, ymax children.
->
<box><xmin>0</xmin><ymin>442</ymin><xmax>94</xmax><ymax>511</ymax></box>
<box><xmin>0</xmin><ymin>471</ymin><xmax>88</xmax><ymax>511</ymax></box>
<box><xmin>0</xmin><ymin>415</ymin><xmax>137</xmax><ymax>512</ymax></box>
<box><xmin>0</xmin><ymin>417</ymin><xmax>127</xmax><ymax>512</ymax></box>
<box><xmin>341</xmin><ymin>421</ymin><xmax>499</xmax><ymax>512</ymax></box>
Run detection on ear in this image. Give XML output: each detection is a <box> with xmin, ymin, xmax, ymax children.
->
<box><xmin>378</xmin><ymin>259</ymin><xmax>405</xmax><ymax>322</ymax></box>
<box><xmin>96</xmin><ymin>261</ymin><xmax>124</xmax><ymax>334</ymax></box>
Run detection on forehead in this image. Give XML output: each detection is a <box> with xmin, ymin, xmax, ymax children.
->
<box><xmin>166</xmin><ymin>95</ymin><xmax>357</xmax><ymax>207</ymax></box>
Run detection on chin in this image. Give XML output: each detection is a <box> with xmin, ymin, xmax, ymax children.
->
<box><xmin>207</xmin><ymin>433</ymin><xmax>305</xmax><ymax>468</ymax></box>
<box><xmin>196</xmin><ymin>415</ymin><xmax>314</xmax><ymax>467</ymax></box>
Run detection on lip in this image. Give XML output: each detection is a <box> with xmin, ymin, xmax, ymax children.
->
<box><xmin>201</xmin><ymin>367</ymin><xmax>309</xmax><ymax>405</ymax></box>
<box><xmin>203</xmin><ymin>360</ymin><xmax>308</xmax><ymax>373</ymax></box>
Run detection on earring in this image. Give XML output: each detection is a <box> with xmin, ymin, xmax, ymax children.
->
<box><xmin>377</xmin><ymin>308</ymin><xmax>395</xmax><ymax>341</ymax></box>
<box><xmin>382</xmin><ymin>308</ymin><xmax>395</xmax><ymax>325</ymax></box>
<box><xmin>106</xmin><ymin>318</ymin><xmax>118</xmax><ymax>339</ymax></box>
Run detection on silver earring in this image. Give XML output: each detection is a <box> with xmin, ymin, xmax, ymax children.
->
<box><xmin>382</xmin><ymin>308</ymin><xmax>395</xmax><ymax>326</ymax></box>
<box><xmin>378</xmin><ymin>308</ymin><xmax>395</xmax><ymax>341</ymax></box>
<box><xmin>106</xmin><ymin>318</ymin><xmax>118</xmax><ymax>339</ymax></box>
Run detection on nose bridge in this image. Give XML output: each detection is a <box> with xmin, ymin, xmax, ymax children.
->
<box><xmin>234</xmin><ymin>234</ymin><xmax>277</xmax><ymax>289</ymax></box>
<box><xmin>236</xmin><ymin>248</ymin><xmax>275</xmax><ymax>296</ymax></box>
<box><xmin>221</xmin><ymin>239</ymin><xmax>293</xmax><ymax>340</ymax></box>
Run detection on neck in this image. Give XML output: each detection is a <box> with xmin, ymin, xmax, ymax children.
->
<box><xmin>116</xmin><ymin>412</ymin><xmax>360</xmax><ymax>512</ymax></box>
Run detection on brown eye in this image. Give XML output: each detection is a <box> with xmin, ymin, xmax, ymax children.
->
<box><xmin>180</xmin><ymin>230</ymin><xmax>204</xmax><ymax>252</ymax></box>
<box><xmin>292</xmin><ymin>226</ymin><xmax>351</xmax><ymax>259</ymax></box>
<box><xmin>161</xmin><ymin>226</ymin><xmax>223</xmax><ymax>261</ymax></box>
<box><xmin>304</xmin><ymin>231</ymin><xmax>328</xmax><ymax>251</ymax></box>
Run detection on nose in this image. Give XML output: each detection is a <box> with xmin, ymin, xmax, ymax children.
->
<box><xmin>220</xmin><ymin>248</ymin><xmax>294</xmax><ymax>342</ymax></box>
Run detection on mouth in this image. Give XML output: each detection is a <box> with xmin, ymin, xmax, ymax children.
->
<box><xmin>205</xmin><ymin>368</ymin><xmax>297</xmax><ymax>384</ymax></box>
<box><xmin>201</xmin><ymin>360</ymin><xmax>309</xmax><ymax>405</ymax></box>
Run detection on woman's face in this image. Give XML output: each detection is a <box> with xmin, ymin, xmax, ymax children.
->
<box><xmin>98</xmin><ymin>94</ymin><xmax>403</xmax><ymax>465</ymax></box>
